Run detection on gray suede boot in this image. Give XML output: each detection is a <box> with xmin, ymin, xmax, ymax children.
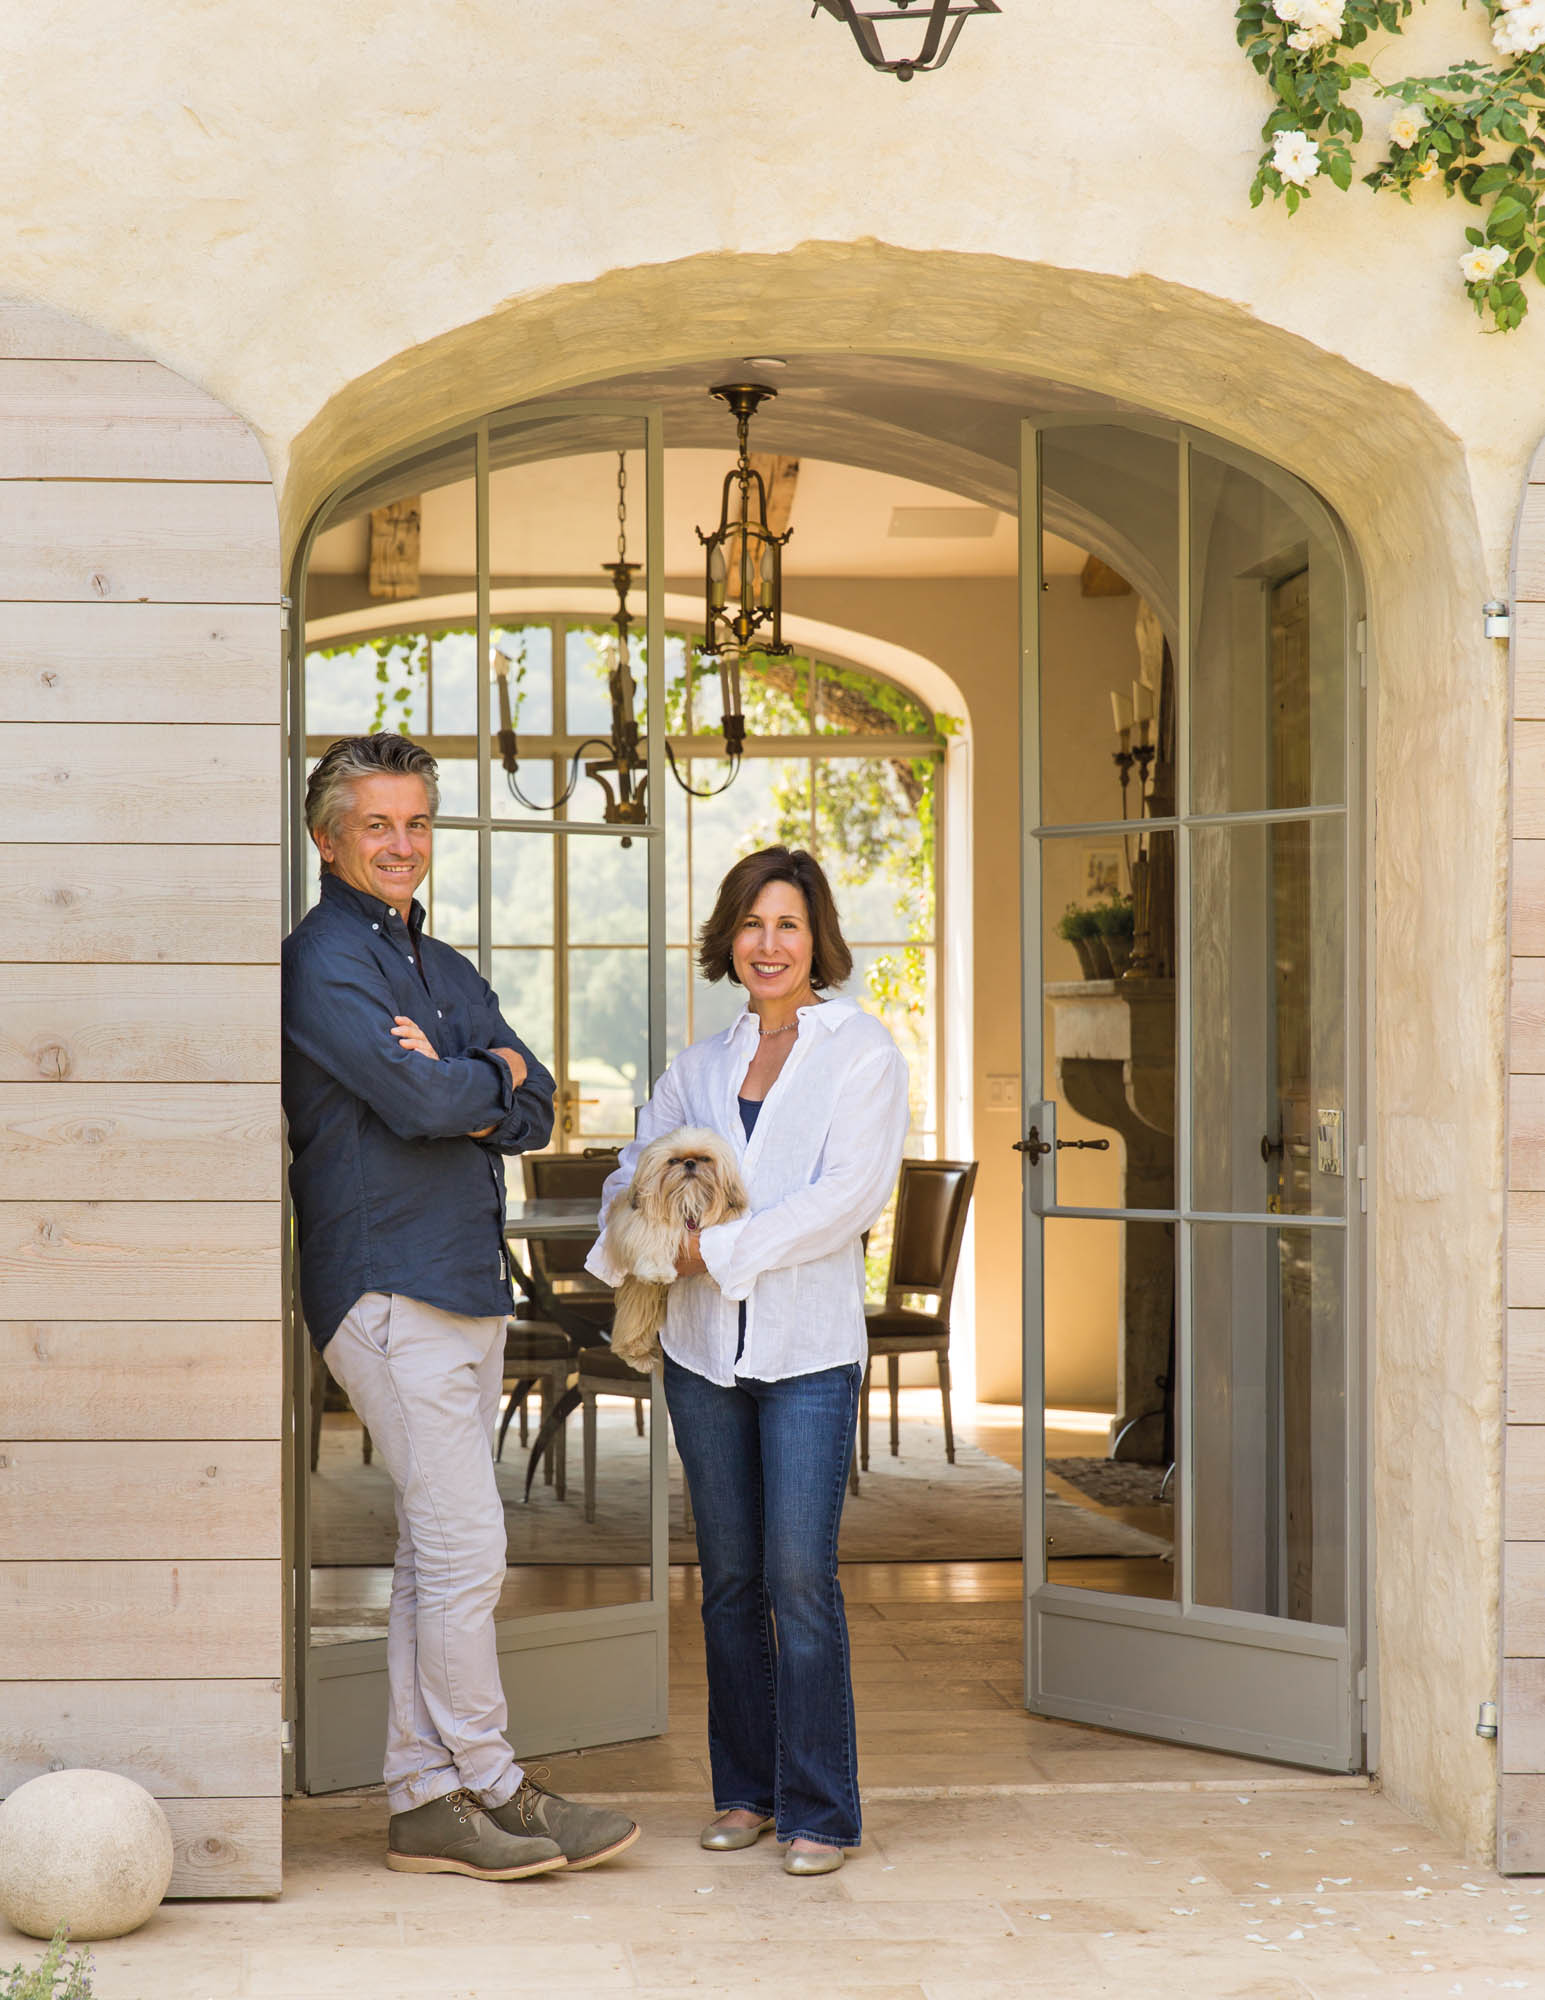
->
<box><xmin>487</xmin><ymin>1772</ymin><xmax>641</xmax><ymax>1870</ymax></box>
<box><xmin>387</xmin><ymin>1788</ymin><xmax>566</xmax><ymax>1879</ymax></box>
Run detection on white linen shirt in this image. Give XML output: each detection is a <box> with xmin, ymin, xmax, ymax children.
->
<box><xmin>584</xmin><ymin>995</ymin><xmax>911</xmax><ymax>1386</ymax></box>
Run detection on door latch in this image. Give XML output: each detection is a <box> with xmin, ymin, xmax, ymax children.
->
<box><xmin>1057</xmin><ymin>1138</ymin><xmax>1110</xmax><ymax>1152</ymax></box>
<box><xmin>1014</xmin><ymin>1125</ymin><xmax>1052</xmax><ymax>1159</ymax></box>
<box><xmin>1015</xmin><ymin>1126</ymin><xmax>1110</xmax><ymax>1158</ymax></box>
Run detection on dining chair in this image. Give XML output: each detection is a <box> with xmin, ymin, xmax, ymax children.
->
<box><xmin>861</xmin><ymin>1157</ymin><xmax>978</xmax><ymax>1471</ymax></box>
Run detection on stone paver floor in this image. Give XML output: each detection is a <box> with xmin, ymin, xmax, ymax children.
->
<box><xmin>6</xmin><ymin>1561</ymin><xmax>1535</xmax><ymax>1998</ymax></box>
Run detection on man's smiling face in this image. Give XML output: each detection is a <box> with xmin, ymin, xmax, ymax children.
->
<box><xmin>315</xmin><ymin>772</ymin><xmax>433</xmax><ymax>919</ymax></box>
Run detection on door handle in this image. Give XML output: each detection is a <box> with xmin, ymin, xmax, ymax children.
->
<box><xmin>1014</xmin><ymin>1125</ymin><xmax>1053</xmax><ymax>1159</ymax></box>
<box><xmin>1057</xmin><ymin>1137</ymin><xmax>1110</xmax><ymax>1152</ymax></box>
<box><xmin>1261</xmin><ymin>1133</ymin><xmax>1285</xmax><ymax>1162</ymax></box>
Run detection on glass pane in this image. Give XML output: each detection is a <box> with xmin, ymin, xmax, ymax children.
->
<box><xmin>489</xmin><ymin>948</ymin><xmax>555</xmax><ymax>1075</ymax></box>
<box><xmin>687</xmin><ymin>758</ymin><xmax>812</xmax><ymax>924</ymax></box>
<box><xmin>814</xmin><ymin>657</ymin><xmax>931</xmax><ymax>736</ymax></box>
<box><xmin>1041</xmin><ymin>1215</ymin><xmax>1177</xmax><ymax>1601</ymax></box>
<box><xmin>490</xmin><ymin>832</ymin><xmax>555</xmax><ymax>948</ymax></box>
<box><xmin>566</xmin><ymin>832</ymin><xmax>647</xmax><ymax>946</ymax></box>
<box><xmin>426</xmin><ymin>827</ymin><xmax>478</xmax><ymax>952</ymax></box>
<box><xmin>428</xmin><ymin>626</ymin><xmax>478</xmax><ymax>736</ymax></box>
<box><xmin>665</xmin><ymin>767</ymin><xmax>690</xmax><ymax>945</ymax></box>
<box><xmin>1039</xmin><ymin>427</ymin><xmax>1179</xmax><ymax>829</ymax></box>
<box><xmin>665</xmin><ymin>946</ymin><xmax>691</xmax><ymax>1065</ymax></box>
<box><xmin>1190</xmin><ymin>450</ymin><xmax>1347</xmax><ymax>815</ymax></box>
<box><xmin>1041</xmin><ymin>831</ymin><xmax>1176</xmax><ymax>1211</ymax></box>
<box><xmin>815</xmin><ymin>755</ymin><xmax>937</xmax><ymax>942</ymax></box>
<box><xmin>566</xmin><ymin>623</ymin><xmax>626</xmax><ymax>740</ymax></box>
<box><xmin>491</xmin><ymin>625</ymin><xmax>557</xmax><ymax>814</ymax></box>
<box><xmin>697</xmin><ymin>648</ymin><xmax>808</xmax><ymax>734</ymax></box>
<box><xmin>1191</xmin><ymin>818</ymin><xmax>1346</xmax><ymax>1216</ymax></box>
<box><xmin>691</xmin><ymin>969</ymin><xmax>747</xmax><ymax>1044</ymax></box>
<box><xmin>435</xmin><ymin>758</ymin><xmax>478</xmax><ymax>819</ymax></box>
<box><xmin>567</xmin><ymin>946</ymin><xmax>648</xmax><ymax>1138</ymax></box>
<box><xmin>851</xmin><ymin>945</ymin><xmax>935</xmax><ymax>1144</ymax></box>
<box><xmin>1191</xmin><ymin>1223</ymin><xmax>1346</xmax><ymax>1626</ymax></box>
<box><xmin>306</xmin><ymin>632</ymin><xmax>429</xmax><ymax>741</ymax></box>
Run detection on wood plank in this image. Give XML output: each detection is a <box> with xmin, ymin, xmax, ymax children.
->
<box><xmin>1508</xmin><ymin>1311</ymin><xmax>1545</xmax><ymax>1424</ymax></box>
<box><xmin>0</xmin><ymin>1562</ymin><xmax>281</xmax><ymax>1677</ymax></box>
<box><xmin>1505</xmin><ymin>1657</ymin><xmax>1545</xmax><ymax>1772</ymax></box>
<box><xmin>9</xmin><ymin>723</ymin><xmax>278</xmax><ymax>845</ymax></box>
<box><xmin>1516</xmin><ymin>844</ymin><xmax>1545</xmax><ymax>958</ymax></box>
<box><xmin>0</xmin><ymin>482</ymin><xmax>277</xmax><ymax>603</ymax></box>
<box><xmin>1519</xmin><ymin>723</ymin><xmax>1545</xmax><ymax>840</ymax></box>
<box><xmin>0</xmin><ymin>1442</ymin><xmax>281</xmax><ymax>1559</ymax></box>
<box><xmin>1520</xmin><ymin>486</ymin><xmax>1545</xmax><ymax>602</ymax></box>
<box><xmin>0</xmin><ymin>1202</ymin><xmax>279</xmax><ymax>1319</ymax></box>
<box><xmin>1517</xmin><ymin>603</ymin><xmax>1545</xmax><ymax>719</ymax></box>
<box><xmin>1501</xmin><ymin>1775</ymin><xmax>1545</xmax><ymax>1873</ymax></box>
<box><xmin>0</xmin><ymin>1085</ymin><xmax>280</xmax><ymax>1200</ymax></box>
<box><xmin>0</xmin><ymin>964</ymin><xmax>280</xmax><ymax>1082</ymax></box>
<box><xmin>0</xmin><ymin>1679</ymin><xmax>281</xmax><ymax>1798</ymax></box>
<box><xmin>1513</xmin><ymin>1075</ymin><xmax>1545</xmax><ymax>1191</ymax></box>
<box><xmin>1512</xmin><ymin>958</ymin><xmax>1545</xmax><ymax>1074</ymax></box>
<box><xmin>1504</xmin><ymin>1539</ymin><xmax>1545</xmax><ymax>1655</ymax></box>
<box><xmin>0</xmin><ymin>361</ymin><xmax>269</xmax><ymax>482</ymax></box>
<box><xmin>0</xmin><ymin>1321</ymin><xmax>281</xmax><ymax>1439</ymax></box>
<box><xmin>1508</xmin><ymin>1193</ymin><xmax>1545</xmax><ymax>1306</ymax></box>
<box><xmin>3</xmin><ymin>846</ymin><xmax>279</xmax><ymax>963</ymax></box>
<box><xmin>0</xmin><ymin>602</ymin><xmax>278</xmax><ymax>725</ymax></box>
<box><xmin>164</xmin><ymin>1796</ymin><xmax>281</xmax><ymax>1898</ymax></box>
<box><xmin>0</xmin><ymin>300</ymin><xmax>141</xmax><ymax>362</ymax></box>
<box><xmin>1506</xmin><ymin>1424</ymin><xmax>1545</xmax><ymax>1540</ymax></box>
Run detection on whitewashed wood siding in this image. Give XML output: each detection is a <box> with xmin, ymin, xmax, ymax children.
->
<box><xmin>0</xmin><ymin>299</ymin><xmax>283</xmax><ymax>1896</ymax></box>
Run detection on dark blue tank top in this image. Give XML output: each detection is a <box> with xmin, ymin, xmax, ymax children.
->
<box><xmin>735</xmin><ymin>1097</ymin><xmax>760</xmax><ymax>1359</ymax></box>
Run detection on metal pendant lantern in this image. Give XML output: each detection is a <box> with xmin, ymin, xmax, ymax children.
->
<box><xmin>696</xmin><ymin>383</ymin><xmax>792</xmax><ymax>762</ymax></box>
<box><xmin>811</xmin><ymin>0</ymin><xmax>999</xmax><ymax>80</ymax></box>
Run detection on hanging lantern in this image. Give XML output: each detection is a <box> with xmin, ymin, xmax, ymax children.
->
<box><xmin>811</xmin><ymin>0</ymin><xmax>999</xmax><ymax>80</ymax></box>
<box><xmin>696</xmin><ymin>383</ymin><xmax>792</xmax><ymax>763</ymax></box>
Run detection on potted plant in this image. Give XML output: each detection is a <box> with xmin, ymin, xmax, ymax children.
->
<box><xmin>1092</xmin><ymin>892</ymin><xmax>1135</xmax><ymax>977</ymax></box>
<box><xmin>1056</xmin><ymin>903</ymin><xmax>1106</xmax><ymax>980</ymax></box>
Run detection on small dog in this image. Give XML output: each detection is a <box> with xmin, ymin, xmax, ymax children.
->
<box><xmin>603</xmin><ymin>1126</ymin><xmax>749</xmax><ymax>1367</ymax></box>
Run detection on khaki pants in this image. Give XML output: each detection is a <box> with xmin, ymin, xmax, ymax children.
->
<box><xmin>323</xmin><ymin>1292</ymin><xmax>520</xmax><ymax>1814</ymax></box>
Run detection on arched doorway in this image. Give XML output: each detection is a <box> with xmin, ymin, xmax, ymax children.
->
<box><xmin>287</xmin><ymin>363</ymin><xmax>1366</xmax><ymax>1789</ymax></box>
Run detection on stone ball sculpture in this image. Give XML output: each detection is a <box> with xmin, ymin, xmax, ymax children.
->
<box><xmin>0</xmin><ymin>1770</ymin><xmax>174</xmax><ymax>1940</ymax></box>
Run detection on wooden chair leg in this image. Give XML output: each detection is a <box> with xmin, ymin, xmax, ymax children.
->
<box><xmin>937</xmin><ymin>1349</ymin><xmax>955</xmax><ymax>1465</ymax></box>
<box><xmin>859</xmin><ymin>1356</ymin><xmax>872</xmax><ymax>1472</ymax></box>
<box><xmin>888</xmin><ymin>1354</ymin><xmax>901</xmax><ymax>1458</ymax></box>
<box><xmin>682</xmin><ymin>1469</ymin><xmax>695</xmax><ymax>1538</ymax></box>
<box><xmin>539</xmin><ymin>1381</ymin><xmax>554</xmax><ymax>1486</ymax></box>
<box><xmin>518</xmin><ymin>1393</ymin><xmax>529</xmax><ymax>1447</ymax></box>
<box><xmin>361</xmin><ymin>1425</ymin><xmax>373</xmax><ymax>1465</ymax></box>
<box><xmin>848</xmin><ymin>1441</ymin><xmax>860</xmax><ymax>1498</ymax></box>
<box><xmin>309</xmin><ymin>1350</ymin><xmax>324</xmax><ymax>1474</ymax></box>
<box><xmin>634</xmin><ymin>1396</ymin><xmax>645</xmax><ymax>1437</ymax></box>
<box><xmin>554</xmin><ymin>1377</ymin><xmax>568</xmax><ymax>1502</ymax></box>
<box><xmin>583</xmin><ymin>1390</ymin><xmax>598</xmax><ymax>1525</ymax></box>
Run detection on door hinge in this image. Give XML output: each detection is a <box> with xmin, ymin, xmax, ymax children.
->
<box><xmin>279</xmin><ymin>1719</ymin><xmax>295</xmax><ymax>1754</ymax></box>
<box><xmin>1355</xmin><ymin>617</ymin><xmax>1367</xmax><ymax>688</ymax></box>
<box><xmin>1356</xmin><ymin>1144</ymin><xmax>1367</xmax><ymax>1214</ymax></box>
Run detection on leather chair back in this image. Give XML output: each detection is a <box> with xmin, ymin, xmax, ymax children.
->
<box><xmin>521</xmin><ymin>1148</ymin><xmax>619</xmax><ymax>1281</ymax></box>
<box><xmin>885</xmin><ymin>1158</ymin><xmax>979</xmax><ymax>1321</ymax></box>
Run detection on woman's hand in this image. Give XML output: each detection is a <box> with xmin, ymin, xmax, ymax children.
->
<box><xmin>392</xmin><ymin>1015</ymin><xmax>438</xmax><ymax>1059</ymax></box>
<box><xmin>676</xmin><ymin>1227</ymin><xmax>708</xmax><ymax>1279</ymax></box>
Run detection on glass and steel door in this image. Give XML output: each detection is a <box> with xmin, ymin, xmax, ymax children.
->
<box><xmin>1020</xmin><ymin>418</ymin><xmax>1366</xmax><ymax>1768</ymax></box>
<box><xmin>287</xmin><ymin>402</ymin><xmax>671</xmax><ymax>1791</ymax></box>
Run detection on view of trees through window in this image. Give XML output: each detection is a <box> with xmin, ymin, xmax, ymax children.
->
<box><xmin>304</xmin><ymin>622</ymin><xmax>947</xmax><ymax>1228</ymax></box>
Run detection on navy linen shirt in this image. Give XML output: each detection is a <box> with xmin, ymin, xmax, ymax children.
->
<box><xmin>282</xmin><ymin>873</ymin><xmax>555</xmax><ymax>1350</ymax></box>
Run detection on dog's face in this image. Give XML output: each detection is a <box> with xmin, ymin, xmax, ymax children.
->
<box><xmin>630</xmin><ymin>1126</ymin><xmax>748</xmax><ymax>1229</ymax></box>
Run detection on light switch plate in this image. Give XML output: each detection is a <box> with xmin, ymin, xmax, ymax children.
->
<box><xmin>1317</xmin><ymin>1108</ymin><xmax>1344</xmax><ymax>1177</ymax></box>
<box><xmin>987</xmin><ymin>1073</ymin><xmax>1021</xmax><ymax>1110</ymax></box>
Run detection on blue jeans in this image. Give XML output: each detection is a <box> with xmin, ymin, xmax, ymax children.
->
<box><xmin>663</xmin><ymin>1352</ymin><xmax>863</xmax><ymax>1849</ymax></box>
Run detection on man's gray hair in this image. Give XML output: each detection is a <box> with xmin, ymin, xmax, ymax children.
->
<box><xmin>305</xmin><ymin>733</ymin><xmax>440</xmax><ymax>839</ymax></box>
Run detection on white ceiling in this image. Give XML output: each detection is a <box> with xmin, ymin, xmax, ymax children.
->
<box><xmin>310</xmin><ymin>451</ymin><xmax>1088</xmax><ymax>581</ymax></box>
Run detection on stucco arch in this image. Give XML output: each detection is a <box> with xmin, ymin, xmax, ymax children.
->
<box><xmin>283</xmin><ymin>243</ymin><xmax>1508</xmax><ymax>1863</ymax></box>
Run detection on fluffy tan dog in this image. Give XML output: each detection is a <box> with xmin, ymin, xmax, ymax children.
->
<box><xmin>603</xmin><ymin>1126</ymin><xmax>749</xmax><ymax>1367</ymax></box>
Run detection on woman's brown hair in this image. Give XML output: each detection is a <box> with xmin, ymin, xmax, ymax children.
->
<box><xmin>698</xmin><ymin>846</ymin><xmax>853</xmax><ymax>991</ymax></box>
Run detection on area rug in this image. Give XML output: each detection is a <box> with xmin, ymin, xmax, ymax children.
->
<box><xmin>1050</xmin><ymin>1455</ymin><xmax>1174</xmax><ymax>1509</ymax></box>
<box><xmin>312</xmin><ymin>1415</ymin><xmax>1170</xmax><ymax>1566</ymax></box>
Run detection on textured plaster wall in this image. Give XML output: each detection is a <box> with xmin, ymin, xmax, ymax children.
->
<box><xmin>0</xmin><ymin>0</ymin><xmax>1530</xmax><ymax>1860</ymax></box>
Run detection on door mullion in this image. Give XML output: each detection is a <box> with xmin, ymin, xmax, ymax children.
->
<box><xmin>1176</xmin><ymin>433</ymin><xmax>1196</xmax><ymax>1618</ymax></box>
<box><xmin>1019</xmin><ymin>418</ymin><xmax>1047</xmax><ymax>1665</ymax></box>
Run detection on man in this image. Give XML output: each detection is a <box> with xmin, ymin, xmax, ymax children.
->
<box><xmin>283</xmin><ymin>732</ymin><xmax>640</xmax><ymax>1882</ymax></box>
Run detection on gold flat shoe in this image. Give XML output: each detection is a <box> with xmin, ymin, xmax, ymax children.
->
<box><xmin>783</xmin><ymin>1843</ymin><xmax>845</xmax><ymax>1875</ymax></box>
<box><xmin>700</xmin><ymin>1813</ymin><xmax>775</xmax><ymax>1851</ymax></box>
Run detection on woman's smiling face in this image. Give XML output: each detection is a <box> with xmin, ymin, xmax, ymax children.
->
<box><xmin>731</xmin><ymin>879</ymin><xmax>815</xmax><ymax>1002</ymax></box>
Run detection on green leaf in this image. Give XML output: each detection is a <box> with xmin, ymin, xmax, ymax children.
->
<box><xmin>1326</xmin><ymin>151</ymin><xmax>1353</xmax><ymax>191</ymax></box>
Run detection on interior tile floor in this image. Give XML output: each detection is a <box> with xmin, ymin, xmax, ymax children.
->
<box><xmin>15</xmin><ymin>1399</ymin><xmax>1535</xmax><ymax>1996</ymax></box>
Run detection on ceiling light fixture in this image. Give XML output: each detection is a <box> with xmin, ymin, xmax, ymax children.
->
<box><xmin>812</xmin><ymin>0</ymin><xmax>999</xmax><ymax>80</ymax></box>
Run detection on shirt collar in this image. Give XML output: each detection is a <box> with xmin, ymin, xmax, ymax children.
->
<box><xmin>319</xmin><ymin>870</ymin><xmax>425</xmax><ymax>936</ymax></box>
<box><xmin>725</xmin><ymin>994</ymin><xmax>858</xmax><ymax>1041</ymax></box>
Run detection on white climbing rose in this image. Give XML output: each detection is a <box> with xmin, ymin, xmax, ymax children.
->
<box><xmin>1459</xmin><ymin>243</ymin><xmax>1508</xmax><ymax>284</ymax></box>
<box><xmin>1388</xmin><ymin>104</ymin><xmax>1428</xmax><ymax>149</ymax></box>
<box><xmin>1275</xmin><ymin>0</ymin><xmax>1344</xmax><ymax>42</ymax></box>
<box><xmin>1271</xmin><ymin>130</ymin><xmax>1322</xmax><ymax>187</ymax></box>
<box><xmin>1494</xmin><ymin>0</ymin><xmax>1545</xmax><ymax>57</ymax></box>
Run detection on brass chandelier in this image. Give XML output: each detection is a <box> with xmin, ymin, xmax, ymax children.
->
<box><xmin>492</xmin><ymin>382</ymin><xmax>791</xmax><ymax>823</ymax></box>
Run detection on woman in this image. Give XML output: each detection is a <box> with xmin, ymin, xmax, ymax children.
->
<box><xmin>587</xmin><ymin>845</ymin><xmax>910</xmax><ymax>1874</ymax></box>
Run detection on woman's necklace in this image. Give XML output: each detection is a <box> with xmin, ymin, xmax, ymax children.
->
<box><xmin>757</xmin><ymin>1021</ymin><xmax>798</xmax><ymax>1039</ymax></box>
